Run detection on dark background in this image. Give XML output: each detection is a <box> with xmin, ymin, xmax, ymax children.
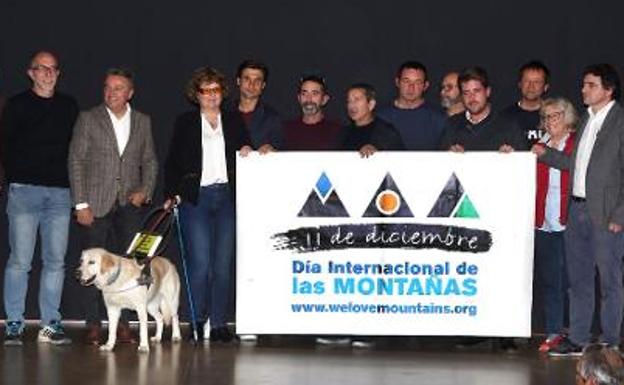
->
<box><xmin>0</xmin><ymin>0</ymin><xmax>622</xmax><ymax>328</ymax></box>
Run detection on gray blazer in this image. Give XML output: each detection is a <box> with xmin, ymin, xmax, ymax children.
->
<box><xmin>68</xmin><ymin>105</ymin><xmax>158</xmax><ymax>217</ymax></box>
<box><xmin>541</xmin><ymin>102</ymin><xmax>624</xmax><ymax>229</ymax></box>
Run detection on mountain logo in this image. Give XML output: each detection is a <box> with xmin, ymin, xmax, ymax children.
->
<box><xmin>428</xmin><ymin>172</ymin><xmax>479</xmax><ymax>218</ymax></box>
<box><xmin>298</xmin><ymin>172</ymin><xmax>350</xmax><ymax>217</ymax></box>
<box><xmin>363</xmin><ymin>173</ymin><xmax>413</xmax><ymax>217</ymax></box>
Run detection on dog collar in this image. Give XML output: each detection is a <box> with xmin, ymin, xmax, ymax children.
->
<box><xmin>105</xmin><ymin>261</ymin><xmax>123</xmax><ymax>286</ymax></box>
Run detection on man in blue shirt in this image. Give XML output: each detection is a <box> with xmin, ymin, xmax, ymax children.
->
<box><xmin>377</xmin><ymin>61</ymin><xmax>446</xmax><ymax>150</ymax></box>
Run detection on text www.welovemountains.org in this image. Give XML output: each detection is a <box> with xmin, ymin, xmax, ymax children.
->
<box><xmin>290</xmin><ymin>302</ymin><xmax>478</xmax><ymax>316</ymax></box>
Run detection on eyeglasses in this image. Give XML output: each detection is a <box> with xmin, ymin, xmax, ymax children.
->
<box><xmin>542</xmin><ymin>110</ymin><xmax>564</xmax><ymax>121</ymax></box>
<box><xmin>31</xmin><ymin>64</ymin><xmax>59</xmax><ymax>74</ymax></box>
<box><xmin>197</xmin><ymin>86</ymin><xmax>222</xmax><ymax>96</ymax></box>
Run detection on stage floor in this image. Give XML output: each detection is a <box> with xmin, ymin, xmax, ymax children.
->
<box><xmin>0</xmin><ymin>325</ymin><xmax>577</xmax><ymax>385</ymax></box>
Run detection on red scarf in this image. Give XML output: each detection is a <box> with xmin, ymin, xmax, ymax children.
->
<box><xmin>535</xmin><ymin>133</ymin><xmax>575</xmax><ymax>228</ymax></box>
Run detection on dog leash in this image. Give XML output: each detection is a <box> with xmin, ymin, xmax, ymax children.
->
<box><xmin>125</xmin><ymin>204</ymin><xmax>177</xmax><ymax>287</ymax></box>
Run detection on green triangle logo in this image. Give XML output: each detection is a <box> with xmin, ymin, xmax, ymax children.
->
<box><xmin>453</xmin><ymin>195</ymin><xmax>479</xmax><ymax>218</ymax></box>
<box><xmin>428</xmin><ymin>172</ymin><xmax>480</xmax><ymax>219</ymax></box>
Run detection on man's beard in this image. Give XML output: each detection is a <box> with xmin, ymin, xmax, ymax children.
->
<box><xmin>441</xmin><ymin>96</ymin><xmax>461</xmax><ymax>109</ymax></box>
<box><xmin>302</xmin><ymin>102</ymin><xmax>321</xmax><ymax>115</ymax></box>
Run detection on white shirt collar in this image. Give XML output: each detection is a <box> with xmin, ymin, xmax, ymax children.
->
<box><xmin>587</xmin><ymin>99</ymin><xmax>615</xmax><ymax>120</ymax></box>
<box><xmin>465</xmin><ymin>108</ymin><xmax>490</xmax><ymax>125</ymax></box>
<box><xmin>105</xmin><ymin>104</ymin><xmax>132</xmax><ymax>121</ymax></box>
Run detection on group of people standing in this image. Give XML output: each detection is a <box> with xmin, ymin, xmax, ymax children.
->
<box><xmin>1</xmin><ymin>50</ymin><xmax>624</xmax><ymax>359</ymax></box>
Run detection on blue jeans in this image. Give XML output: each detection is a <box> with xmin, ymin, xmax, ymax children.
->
<box><xmin>179</xmin><ymin>184</ymin><xmax>235</xmax><ymax>328</ymax></box>
<box><xmin>534</xmin><ymin>230</ymin><xmax>567</xmax><ymax>335</ymax></box>
<box><xmin>3</xmin><ymin>183</ymin><xmax>71</xmax><ymax>326</ymax></box>
<box><xmin>565</xmin><ymin>200</ymin><xmax>624</xmax><ymax>345</ymax></box>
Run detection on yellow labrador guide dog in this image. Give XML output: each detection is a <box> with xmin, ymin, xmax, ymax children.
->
<box><xmin>77</xmin><ymin>248</ymin><xmax>182</xmax><ymax>352</ymax></box>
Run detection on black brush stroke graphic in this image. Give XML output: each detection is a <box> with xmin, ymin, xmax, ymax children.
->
<box><xmin>272</xmin><ymin>223</ymin><xmax>492</xmax><ymax>254</ymax></box>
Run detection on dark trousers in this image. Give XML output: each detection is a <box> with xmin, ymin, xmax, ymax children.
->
<box><xmin>565</xmin><ymin>200</ymin><xmax>624</xmax><ymax>345</ymax></box>
<box><xmin>79</xmin><ymin>203</ymin><xmax>144</xmax><ymax>324</ymax></box>
<box><xmin>534</xmin><ymin>230</ymin><xmax>567</xmax><ymax>335</ymax></box>
<box><xmin>179</xmin><ymin>184</ymin><xmax>235</xmax><ymax>328</ymax></box>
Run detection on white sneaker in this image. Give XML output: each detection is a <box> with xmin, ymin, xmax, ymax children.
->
<box><xmin>38</xmin><ymin>321</ymin><xmax>71</xmax><ymax>345</ymax></box>
<box><xmin>351</xmin><ymin>339</ymin><xmax>374</xmax><ymax>349</ymax></box>
<box><xmin>239</xmin><ymin>334</ymin><xmax>258</xmax><ymax>342</ymax></box>
<box><xmin>203</xmin><ymin>319</ymin><xmax>211</xmax><ymax>340</ymax></box>
<box><xmin>316</xmin><ymin>337</ymin><xmax>351</xmax><ymax>345</ymax></box>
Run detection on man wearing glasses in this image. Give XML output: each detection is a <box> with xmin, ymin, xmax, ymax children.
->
<box><xmin>1</xmin><ymin>51</ymin><xmax>79</xmax><ymax>345</ymax></box>
<box><xmin>68</xmin><ymin>68</ymin><xmax>157</xmax><ymax>345</ymax></box>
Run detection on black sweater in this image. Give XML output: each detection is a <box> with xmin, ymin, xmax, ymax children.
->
<box><xmin>0</xmin><ymin>90</ymin><xmax>78</xmax><ymax>187</ymax></box>
<box><xmin>341</xmin><ymin>117</ymin><xmax>404</xmax><ymax>151</ymax></box>
<box><xmin>439</xmin><ymin>111</ymin><xmax>528</xmax><ymax>151</ymax></box>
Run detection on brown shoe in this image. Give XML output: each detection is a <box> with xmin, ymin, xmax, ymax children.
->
<box><xmin>116</xmin><ymin>322</ymin><xmax>136</xmax><ymax>344</ymax></box>
<box><xmin>84</xmin><ymin>323</ymin><xmax>102</xmax><ymax>345</ymax></box>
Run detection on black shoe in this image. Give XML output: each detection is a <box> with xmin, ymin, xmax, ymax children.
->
<box><xmin>454</xmin><ymin>337</ymin><xmax>490</xmax><ymax>349</ymax></box>
<box><xmin>548</xmin><ymin>337</ymin><xmax>583</xmax><ymax>357</ymax></box>
<box><xmin>210</xmin><ymin>327</ymin><xmax>235</xmax><ymax>343</ymax></box>
<box><xmin>115</xmin><ymin>321</ymin><xmax>136</xmax><ymax>344</ymax></box>
<box><xmin>188</xmin><ymin>323</ymin><xmax>204</xmax><ymax>342</ymax></box>
<box><xmin>498</xmin><ymin>338</ymin><xmax>518</xmax><ymax>353</ymax></box>
<box><xmin>84</xmin><ymin>323</ymin><xmax>102</xmax><ymax>345</ymax></box>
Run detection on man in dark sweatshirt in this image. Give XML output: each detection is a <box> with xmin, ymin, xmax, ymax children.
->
<box><xmin>341</xmin><ymin>83</ymin><xmax>404</xmax><ymax>155</ymax></box>
<box><xmin>1</xmin><ymin>51</ymin><xmax>78</xmax><ymax>346</ymax></box>
<box><xmin>440</xmin><ymin>66</ymin><xmax>527</xmax><ymax>153</ymax></box>
<box><xmin>439</xmin><ymin>66</ymin><xmax>526</xmax><ymax>353</ymax></box>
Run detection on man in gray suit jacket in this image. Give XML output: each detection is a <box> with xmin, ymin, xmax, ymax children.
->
<box><xmin>68</xmin><ymin>68</ymin><xmax>157</xmax><ymax>345</ymax></box>
<box><xmin>537</xmin><ymin>64</ymin><xmax>624</xmax><ymax>356</ymax></box>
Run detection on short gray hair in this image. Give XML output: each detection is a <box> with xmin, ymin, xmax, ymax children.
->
<box><xmin>539</xmin><ymin>97</ymin><xmax>578</xmax><ymax>131</ymax></box>
<box><xmin>105</xmin><ymin>67</ymin><xmax>134</xmax><ymax>88</ymax></box>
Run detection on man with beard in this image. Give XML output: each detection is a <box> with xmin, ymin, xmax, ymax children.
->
<box><xmin>440</xmin><ymin>66</ymin><xmax>527</xmax><ymax>152</ymax></box>
<box><xmin>283</xmin><ymin>74</ymin><xmax>342</xmax><ymax>150</ymax></box>
<box><xmin>501</xmin><ymin>61</ymin><xmax>550</xmax><ymax>147</ymax></box>
<box><xmin>377</xmin><ymin>61</ymin><xmax>446</xmax><ymax>150</ymax></box>
<box><xmin>440</xmin><ymin>66</ymin><xmax>526</xmax><ymax>352</ymax></box>
<box><xmin>440</xmin><ymin>71</ymin><xmax>465</xmax><ymax>116</ymax></box>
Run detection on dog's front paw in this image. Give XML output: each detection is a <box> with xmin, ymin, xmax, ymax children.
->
<box><xmin>171</xmin><ymin>334</ymin><xmax>182</xmax><ymax>343</ymax></box>
<box><xmin>99</xmin><ymin>343</ymin><xmax>115</xmax><ymax>352</ymax></box>
<box><xmin>150</xmin><ymin>336</ymin><xmax>161</xmax><ymax>343</ymax></box>
<box><xmin>137</xmin><ymin>344</ymin><xmax>150</xmax><ymax>353</ymax></box>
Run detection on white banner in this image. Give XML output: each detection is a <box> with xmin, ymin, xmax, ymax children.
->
<box><xmin>236</xmin><ymin>152</ymin><xmax>535</xmax><ymax>337</ymax></box>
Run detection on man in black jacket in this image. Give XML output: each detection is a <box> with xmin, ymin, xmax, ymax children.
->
<box><xmin>440</xmin><ymin>67</ymin><xmax>527</xmax><ymax>153</ymax></box>
<box><xmin>232</xmin><ymin>59</ymin><xmax>282</xmax><ymax>152</ymax></box>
